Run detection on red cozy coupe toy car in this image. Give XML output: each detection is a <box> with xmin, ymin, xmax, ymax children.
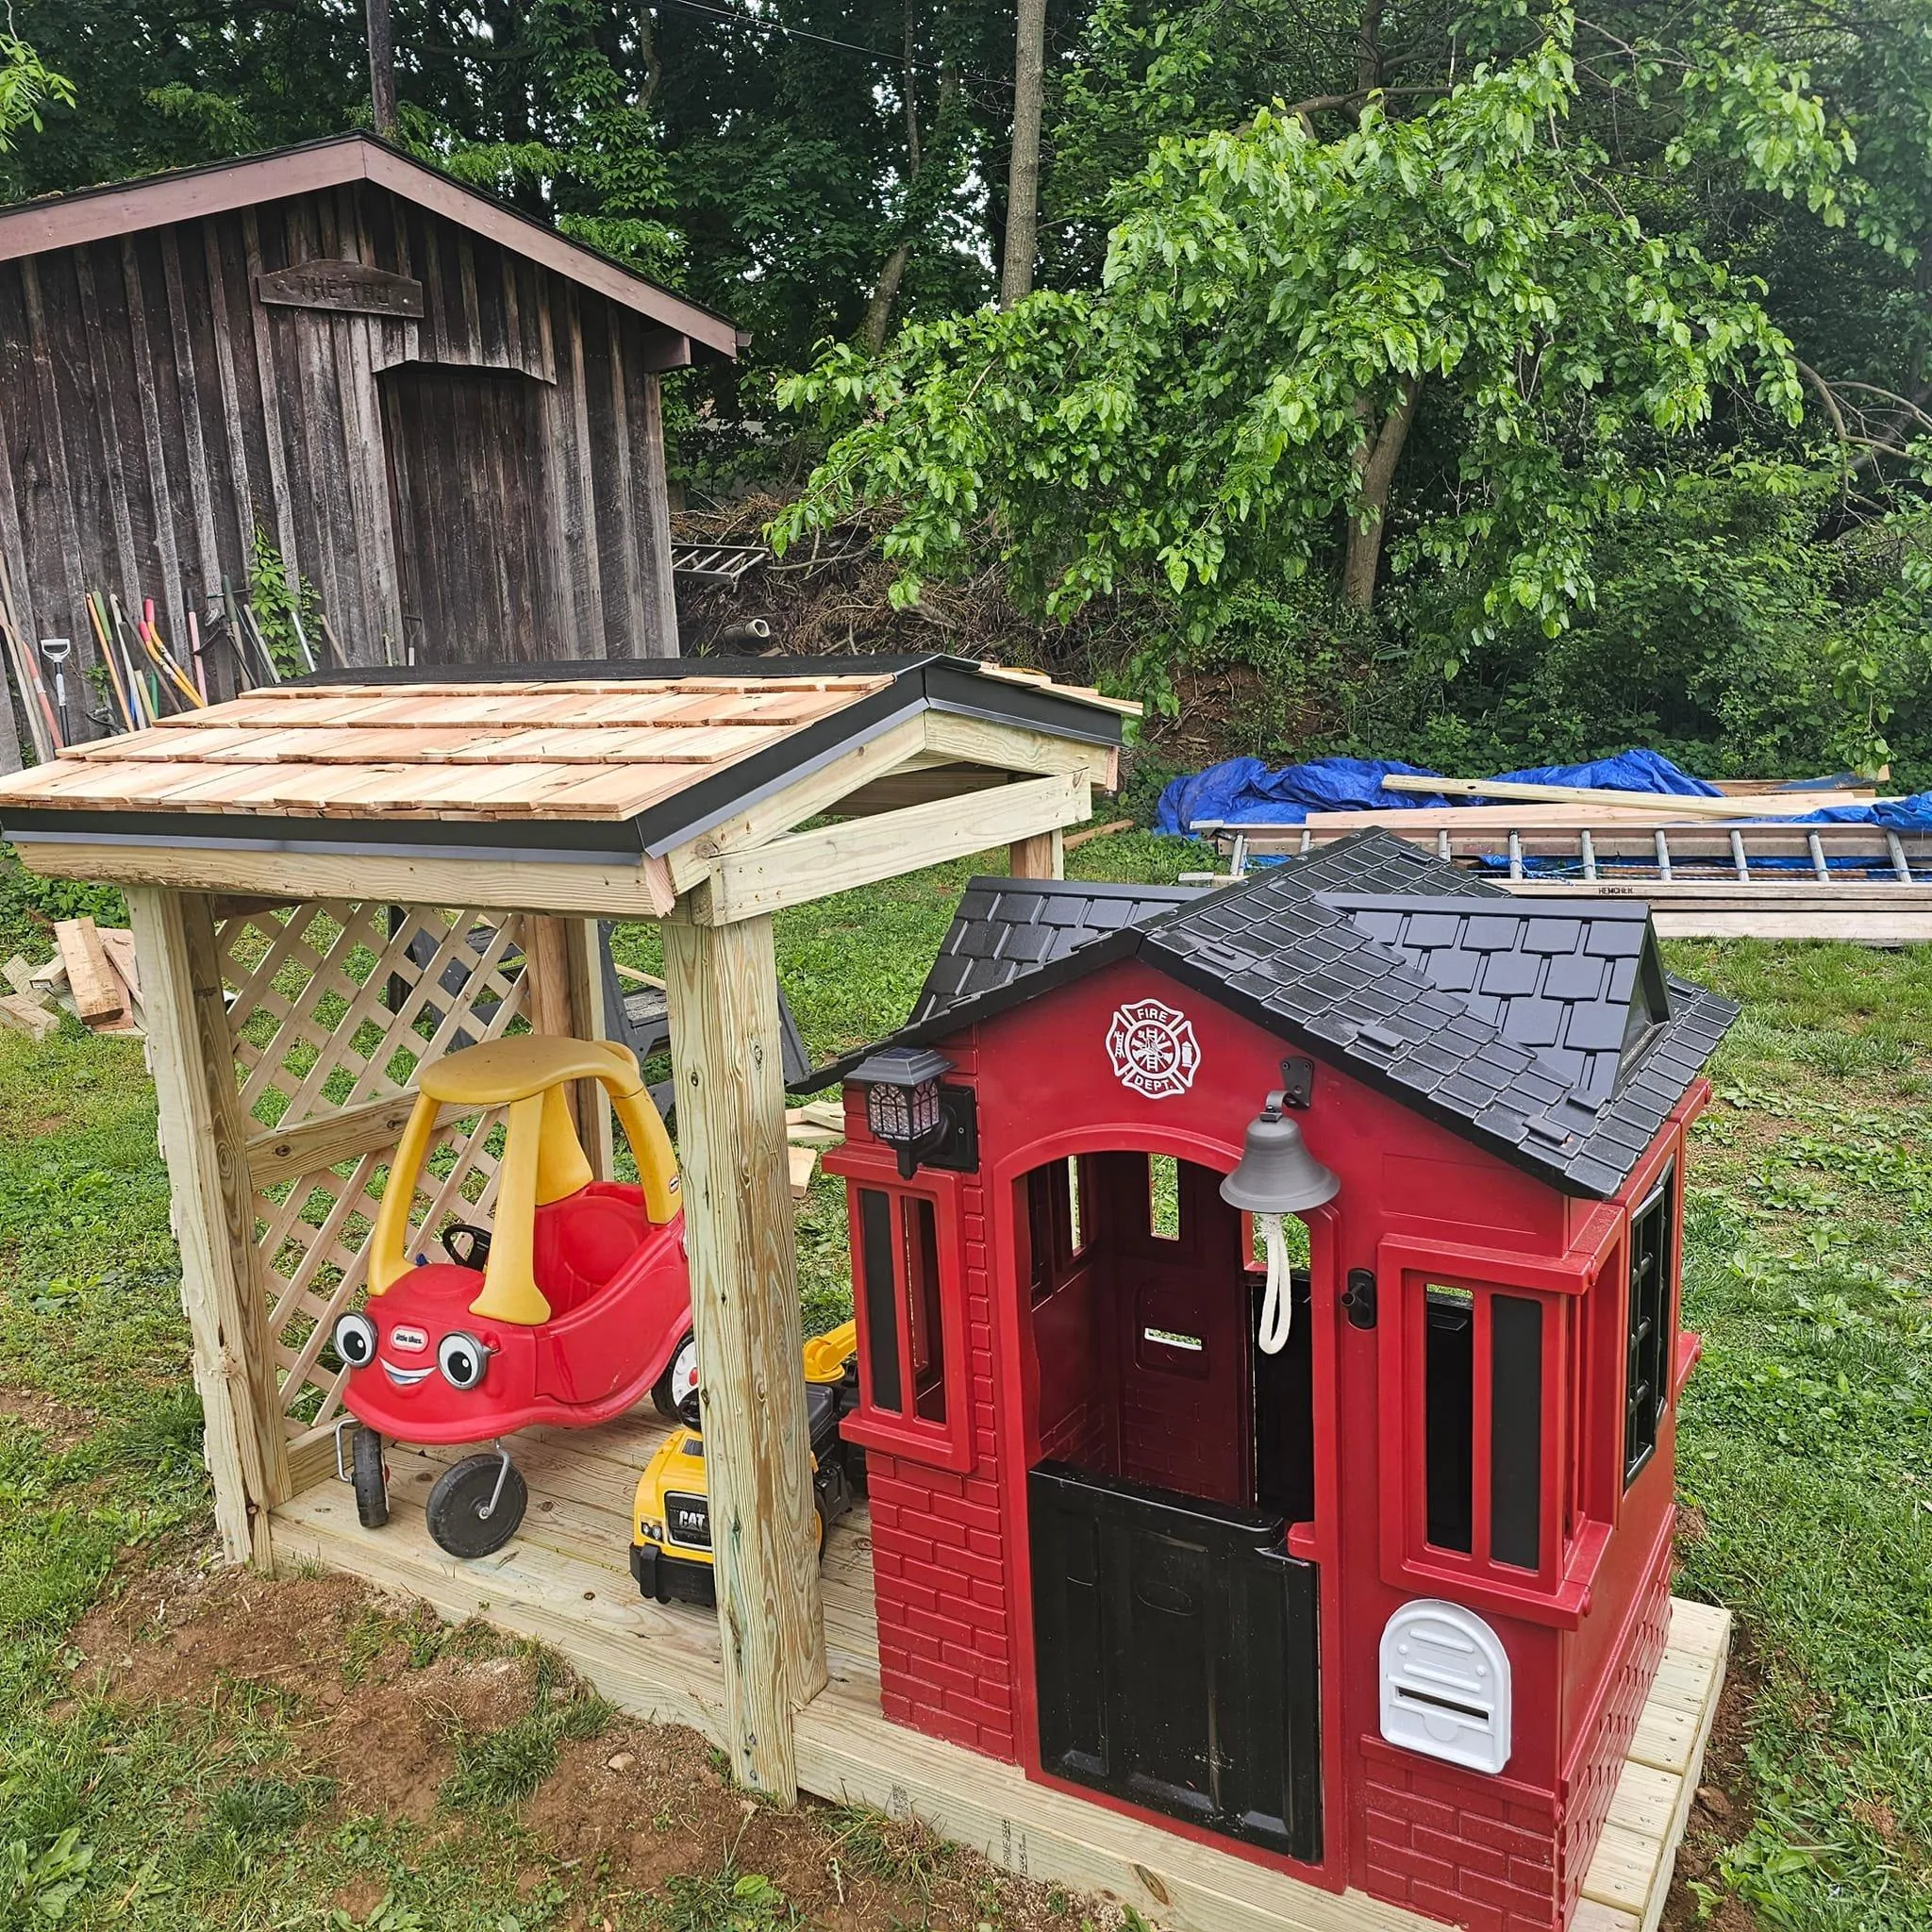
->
<box><xmin>332</xmin><ymin>1036</ymin><xmax>696</xmax><ymax>1557</ymax></box>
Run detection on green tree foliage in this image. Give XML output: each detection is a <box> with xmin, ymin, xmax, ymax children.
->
<box><xmin>3</xmin><ymin>0</ymin><xmax>1932</xmax><ymax>781</ymax></box>
<box><xmin>0</xmin><ymin>32</ymin><xmax>72</xmax><ymax>154</ymax></box>
<box><xmin>775</xmin><ymin>21</ymin><xmax>1806</xmax><ymax>662</ymax></box>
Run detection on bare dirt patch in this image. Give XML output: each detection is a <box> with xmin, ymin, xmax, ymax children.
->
<box><xmin>64</xmin><ymin>1559</ymin><xmax>1097</xmax><ymax>1930</ymax></box>
<box><xmin>0</xmin><ymin>1385</ymin><xmax>96</xmax><ymax>1450</ymax></box>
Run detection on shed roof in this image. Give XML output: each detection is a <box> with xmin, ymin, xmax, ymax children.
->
<box><xmin>815</xmin><ymin>832</ymin><xmax>1736</xmax><ymax>1199</ymax></box>
<box><xmin>0</xmin><ymin>134</ymin><xmax>739</xmax><ymax>362</ymax></box>
<box><xmin>0</xmin><ymin>655</ymin><xmax>1132</xmax><ymax>870</ymax></box>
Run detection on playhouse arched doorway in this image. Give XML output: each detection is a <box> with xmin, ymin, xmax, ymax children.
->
<box><xmin>1008</xmin><ymin>1142</ymin><xmax>1324</xmax><ymax>1865</ymax></box>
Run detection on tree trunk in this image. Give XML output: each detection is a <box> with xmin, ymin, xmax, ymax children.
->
<box><xmin>861</xmin><ymin>18</ymin><xmax>958</xmax><ymax>352</ymax></box>
<box><xmin>1000</xmin><ymin>0</ymin><xmax>1047</xmax><ymax>305</ymax></box>
<box><xmin>367</xmin><ymin>0</ymin><xmax>397</xmax><ymax>138</ymax></box>
<box><xmin>1355</xmin><ymin>0</ymin><xmax>1383</xmax><ymax>101</ymax></box>
<box><xmin>861</xmin><ymin>242</ymin><xmax>915</xmax><ymax>353</ymax></box>
<box><xmin>1341</xmin><ymin>376</ymin><xmax>1421</xmax><ymax>610</ymax></box>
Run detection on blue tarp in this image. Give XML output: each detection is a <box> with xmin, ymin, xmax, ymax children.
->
<box><xmin>1792</xmin><ymin>792</ymin><xmax>1932</xmax><ymax>828</ymax></box>
<box><xmin>1155</xmin><ymin>749</ymin><xmax>1722</xmax><ymax>835</ymax></box>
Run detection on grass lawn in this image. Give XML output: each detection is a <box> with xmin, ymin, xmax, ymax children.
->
<box><xmin>1</xmin><ymin>831</ymin><xmax>1930</xmax><ymax>1929</ymax></box>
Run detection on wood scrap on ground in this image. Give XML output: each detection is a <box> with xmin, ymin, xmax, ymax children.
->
<box><xmin>0</xmin><ymin>991</ymin><xmax>58</xmax><ymax>1041</ymax></box>
<box><xmin>18</xmin><ymin>921</ymin><xmax>147</xmax><ymax>1038</ymax></box>
<box><xmin>1064</xmin><ymin>818</ymin><xmax>1134</xmax><ymax>851</ymax></box>
<box><xmin>785</xmin><ymin>1099</ymin><xmax>845</xmax><ymax>1198</ymax></box>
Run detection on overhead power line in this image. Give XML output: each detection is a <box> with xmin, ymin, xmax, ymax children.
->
<box><xmin>654</xmin><ymin>0</ymin><xmax>1008</xmax><ymax>88</ymax></box>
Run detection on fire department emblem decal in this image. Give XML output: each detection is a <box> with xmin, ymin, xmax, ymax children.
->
<box><xmin>1107</xmin><ymin>1000</ymin><xmax>1200</xmax><ymax>1099</ymax></box>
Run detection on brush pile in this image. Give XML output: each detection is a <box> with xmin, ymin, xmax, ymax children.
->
<box><xmin>0</xmin><ymin>916</ymin><xmax>143</xmax><ymax>1042</ymax></box>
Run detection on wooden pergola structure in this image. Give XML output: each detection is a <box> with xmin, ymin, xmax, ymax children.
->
<box><xmin>0</xmin><ymin>655</ymin><xmax>1126</xmax><ymax>1806</ymax></box>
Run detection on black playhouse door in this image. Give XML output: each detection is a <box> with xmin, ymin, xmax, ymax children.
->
<box><xmin>1027</xmin><ymin>1461</ymin><xmax>1322</xmax><ymax>1862</ymax></box>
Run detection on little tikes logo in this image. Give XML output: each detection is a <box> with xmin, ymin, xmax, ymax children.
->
<box><xmin>1107</xmin><ymin>1000</ymin><xmax>1200</xmax><ymax>1099</ymax></box>
<box><xmin>390</xmin><ymin>1325</ymin><xmax>428</xmax><ymax>1354</ymax></box>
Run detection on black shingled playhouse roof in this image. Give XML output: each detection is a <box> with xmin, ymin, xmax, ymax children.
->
<box><xmin>806</xmin><ymin>830</ymin><xmax>1737</xmax><ymax>1200</ymax></box>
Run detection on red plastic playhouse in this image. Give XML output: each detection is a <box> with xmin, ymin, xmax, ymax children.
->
<box><xmin>813</xmin><ymin>829</ymin><xmax>1735</xmax><ymax>1932</ymax></box>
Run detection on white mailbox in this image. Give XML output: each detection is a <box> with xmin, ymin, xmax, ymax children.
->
<box><xmin>1378</xmin><ymin>1599</ymin><xmax>1512</xmax><ymax>1775</ymax></box>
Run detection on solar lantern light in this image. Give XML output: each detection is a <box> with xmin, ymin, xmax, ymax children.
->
<box><xmin>1221</xmin><ymin>1088</ymin><xmax>1340</xmax><ymax>1356</ymax></box>
<box><xmin>852</xmin><ymin>1045</ymin><xmax>956</xmax><ymax>1178</ymax></box>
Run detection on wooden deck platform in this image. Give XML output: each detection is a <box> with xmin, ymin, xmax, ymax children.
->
<box><xmin>273</xmin><ymin>1410</ymin><xmax>1729</xmax><ymax>1932</ymax></box>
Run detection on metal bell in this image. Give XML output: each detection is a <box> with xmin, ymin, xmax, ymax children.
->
<box><xmin>1220</xmin><ymin>1091</ymin><xmax>1340</xmax><ymax>1213</ymax></box>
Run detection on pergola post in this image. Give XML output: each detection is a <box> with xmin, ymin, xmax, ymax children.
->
<box><xmin>660</xmin><ymin>904</ymin><xmax>827</xmax><ymax>1800</ymax></box>
<box><xmin>127</xmin><ymin>886</ymin><xmax>290</xmax><ymax>1566</ymax></box>
<box><xmin>1009</xmin><ymin>826</ymin><xmax>1065</xmax><ymax>877</ymax></box>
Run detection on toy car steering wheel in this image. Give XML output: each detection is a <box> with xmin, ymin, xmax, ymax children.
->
<box><xmin>440</xmin><ymin>1222</ymin><xmax>494</xmax><ymax>1271</ymax></box>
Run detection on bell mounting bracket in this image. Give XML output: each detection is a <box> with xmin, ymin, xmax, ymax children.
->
<box><xmin>1277</xmin><ymin>1056</ymin><xmax>1316</xmax><ymax>1110</ymax></box>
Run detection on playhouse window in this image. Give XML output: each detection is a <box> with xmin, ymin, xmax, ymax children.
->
<box><xmin>1624</xmin><ymin>1166</ymin><xmax>1674</xmax><ymax>1486</ymax></box>
<box><xmin>1026</xmin><ymin>1157</ymin><xmax>1090</xmax><ymax>1306</ymax></box>
<box><xmin>842</xmin><ymin>1177</ymin><xmax>974</xmax><ymax>1471</ymax></box>
<box><xmin>858</xmin><ymin>1188</ymin><xmax>947</xmax><ymax>1424</ymax></box>
<box><xmin>1147</xmin><ymin>1154</ymin><xmax>1181</xmax><ymax>1241</ymax></box>
<box><xmin>1414</xmin><ymin>1278</ymin><xmax>1552</xmax><ymax>1580</ymax></box>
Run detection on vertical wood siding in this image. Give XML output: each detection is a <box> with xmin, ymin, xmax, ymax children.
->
<box><xmin>0</xmin><ymin>182</ymin><xmax>680</xmax><ymax>727</ymax></box>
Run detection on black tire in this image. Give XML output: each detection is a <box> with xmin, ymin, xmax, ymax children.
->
<box><xmin>425</xmin><ymin>1454</ymin><xmax>527</xmax><ymax>1558</ymax></box>
<box><xmin>350</xmin><ymin>1425</ymin><xmax>389</xmax><ymax>1530</ymax></box>
<box><xmin>651</xmin><ymin>1330</ymin><xmax>699</xmax><ymax>1423</ymax></box>
<box><xmin>813</xmin><ymin>1496</ymin><xmax>828</xmax><ymax>1566</ymax></box>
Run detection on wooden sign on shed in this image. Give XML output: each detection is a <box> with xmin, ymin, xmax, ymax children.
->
<box><xmin>256</xmin><ymin>259</ymin><xmax>425</xmax><ymax>317</ymax></box>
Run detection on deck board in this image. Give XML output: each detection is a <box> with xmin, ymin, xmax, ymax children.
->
<box><xmin>272</xmin><ymin>1423</ymin><xmax>1728</xmax><ymax>1932</ymax></box>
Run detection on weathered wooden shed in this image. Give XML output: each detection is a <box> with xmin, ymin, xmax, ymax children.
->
<box><xmin>0</xmin><ymin>136</ymin><xmax>737</xmax><ymax>702</ymax></box>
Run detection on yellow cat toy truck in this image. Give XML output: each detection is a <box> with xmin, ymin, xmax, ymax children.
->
<box><xmin>630</xmin><ymin>1322</ymin><xmax>863</xmax><ymax>1607</ymax></box>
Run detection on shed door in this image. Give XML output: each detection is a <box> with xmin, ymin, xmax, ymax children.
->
<box><xmin>381</xmin><ymin>364</ymin><xmax>565</xmax><ymax>663</ymax></box>
<box><xmin>1029</xmin><ymin>1461</ymin><xmax>1322</xmax><ymax>1862</ymax></box>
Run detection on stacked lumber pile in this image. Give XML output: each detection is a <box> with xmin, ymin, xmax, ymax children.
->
<box><xmin>785</xmin><ymin>1098</ymin><xmax>845</xmax><ymax>1200</ymax></box>
<box><xmin>0</xmin><ymin>917</ymin><xmax>143</xmax><ymax>1041</ymax></box>
<box><xmin>1195</xmin><ymin>773</ymin><xmax>1932</xmax><ymax>943</ymax></box>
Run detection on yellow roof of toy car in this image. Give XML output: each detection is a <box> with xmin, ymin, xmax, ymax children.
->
<box><xmin>419</xmin><ymin>1035</ymin><xmax>642</xmax><ymax>1107</ymax></box>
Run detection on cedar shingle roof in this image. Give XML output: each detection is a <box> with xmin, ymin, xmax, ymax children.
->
<box><xmin>812</xmin><ymin>831</ymin><xmax>1736</xmax><ymax>1199</ymax></box>
<box><xmin>0</xmin><ymin>655</ymin><xmax>1134</xmax><ymax>862</ymax></box>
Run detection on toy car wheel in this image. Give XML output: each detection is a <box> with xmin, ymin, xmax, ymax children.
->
<box><xmin>425</xmin><ymin>1454</ymin><xmax>527</xmax><ymax>1558</ymax></box>
<box><xmin>652</xmin><ymin>1331</ymin><xmax>699</xmax><ymax>1422</ymax></box>
<box><xmin>814</xmin><ymin>1496</ymin><xmax>828</xmax><ymax>1565</ymax></box>
<box><xmin>350</xmin><ymin>1425</ymin><xmax>389</xmax><ymax>1530</ymax></box>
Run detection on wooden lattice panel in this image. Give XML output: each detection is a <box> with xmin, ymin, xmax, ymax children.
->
<box><xmin>214</xmin><ymin>902</ymin><xmax>532</xmax><ymax>1456</ymax></box>
<box><xmin>219</xmin><ymin>901</ymin><xmax>528</xmax><ymax>1127</ymax></box>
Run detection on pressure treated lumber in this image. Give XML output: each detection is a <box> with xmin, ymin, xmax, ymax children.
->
<box><xmin>1009</xmin><ymin>824</ymin><xmax>1065</xmax><ymax>878</ymax></box>
<box><xmin>127</xmin><ymin>887</ymin><xmax>290</xmax><ymax>1563</ymax></box>
<box><xmin>660</xmin><ymin>908</ymin><xmax>826</xmax><ymax>1799</ymax></box>
<box><xmin>0</xmin><ymin>991</ymin><xmax>58</xmax><ymax>1040</ymax></box>
<box><xmin>271</xmin><ymin>1409</ymin><xmax>1727</xmax><ymax>1932</ymax></box>
<box><xmin>8</xmin><ymin>841</ymin><xmax>680</xmax><ymax>919</ymax></box>
<box><xmin>55</xmin><ymin>916</ymin><xmax>123</xmax><ymax>1021</ymax></box>
<box><xmin>661</xmin><ymin>712</ymin><xmax>932</xmax><ymax>891</ymax></box>
<box><xmin>563</xmin><ymin>918</ymin><xmax>614</xmax><ymax>1178</ymax></box>
<box><xmin>922</xmin><ymin>709</ymin><xmax>1120</xmax><ymax>789</ymax></box>
<box><xmin>698</xmin><ymin>772</ymin><xmax>1090</xmax><ymax>924</ymax></box>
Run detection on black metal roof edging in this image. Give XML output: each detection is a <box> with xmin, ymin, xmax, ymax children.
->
<box><xmin>0</xmin><ymin>657</ymin><xmax>1127</xmax><ymax>868</ymax></box>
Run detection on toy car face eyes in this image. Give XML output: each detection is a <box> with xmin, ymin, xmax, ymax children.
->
<box><xmin>438</xmin><ymin>1331</ymin><xmax>491</xmax><ymax>1391</ymax></box>
<box><xmin>335</xmin><ymin>1312</ymin><xmax>378</xmax><ymax>1369</ymax></box>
